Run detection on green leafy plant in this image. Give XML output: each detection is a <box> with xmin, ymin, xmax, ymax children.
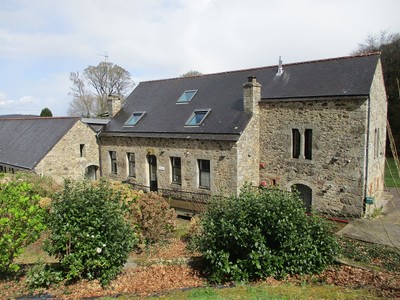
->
<box><xmin>44</xmin><ymin>180</ymin><xmax>137</xmax><ymax>286</ymax></box>
<box><xmin>191</xmin><ymin>186</ymin><xmax>339</xmax><ymax>283</ymax></box>
<box><xmin>0</xmin><ymin>181</ymin><xmax>47</xmax><ymax>273</ymax></box>
<box><xmin>26</xmin><ymin>260</ymin><xmax>63</xmax><ymax>289</ymax></box>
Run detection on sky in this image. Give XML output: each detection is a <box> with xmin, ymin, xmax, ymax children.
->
<box><xmin>0</xmin><ymin>0</ymin><xmax>399</xmax><ymax>116</ymax></box>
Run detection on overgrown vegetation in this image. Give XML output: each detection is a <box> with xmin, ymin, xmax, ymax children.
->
<box><xmin>340</xmin><ymin>237</ymin><xmax>400</xmax><ymax>272</ymax></box>
<box><xmin>109</xmin><ymin>181</ymin><xmax>177</xmax><ymax>247</ymax></box>
<box><xmin>385</xmin><ymin>158</ymin><xmax>400</xmax><ymax>187</ymax></box>
<box><xmin>44</xmin><ymin>180</ymin><xmax>137</xmax><ymax>286</ymax></box>
<box><xmin>190</xmin><ymin>186</ymin><xmax>339</xmax><ymax>283</ymax></box>
<box><xmin>0</xmin><ymin>179</ymin><xmax>47</xmax><ymax>273</ymax></box>
<box><xmin>26</xmin><ymin>260</ymin><xmax>63</xmax><ymax>289</ymax></box>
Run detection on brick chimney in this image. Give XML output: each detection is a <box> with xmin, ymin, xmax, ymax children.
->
<box><xmin>107</xmin><ymin>95</ymin><xmax>122</xmax><ymax>117</ymax></box>
<box><xmin>243</xmin><ymin>76</ymin><xmax>262</xmax><ymax>115</ymax></box>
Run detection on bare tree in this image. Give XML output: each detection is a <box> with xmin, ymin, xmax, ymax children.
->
<box><xmin>352</xmin><ymin>31</ymin><xmax>400</xmax><ymax>55</ymax></box>
<box><xmin>68</xmin><ymin>62</ymin><xmax>134</xmax><ymax>117</ymax></box>
<box><xmin>353</xmin><ymin>31</ymin><xmax>400</xmax><ymax>156</ymax></box>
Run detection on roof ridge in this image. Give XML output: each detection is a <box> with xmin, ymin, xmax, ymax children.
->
<box><xmin>0</xmin><ymin>116</ymin><xmax>80</xmax><ymax>121</ymax></box>
<box><xmin>140</xmin><ymin>52</ymin><xmax>381</xmax><ymax>84</ymax></box>
<box><xmin>280</xmin><ymin>52</ymin><xmax>381</xmax><ymax>68</ymax></box>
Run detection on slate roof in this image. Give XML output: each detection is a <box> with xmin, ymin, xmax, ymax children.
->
<box><xmin>0</xmin><ymin>117</ymin><xmax>79</xmax><ymax>169</ymax></box>
<box><xmin>101</xmin><ymin>53</ymin><xmax>380</xmax><ymax>140</ymax></box>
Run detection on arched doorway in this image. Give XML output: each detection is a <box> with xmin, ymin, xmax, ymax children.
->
<box><xmin>292</xmin><ymin>184</ymin><xmax>312</xmax><ymax>213</ymax></box>
<box><xmin>85</xmin><ymin>165</ymin><xmax>98</xmax><ymax>180</ymax></box>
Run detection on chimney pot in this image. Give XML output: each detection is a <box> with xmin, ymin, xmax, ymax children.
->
<box><xmin>247</xmin><ymin>76</ymin><xmax>257</xmax><ymax>83</ymax></box>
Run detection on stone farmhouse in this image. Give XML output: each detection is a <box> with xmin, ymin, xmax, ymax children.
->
<box><xmin>0</xmin><ymin>117</ymin><xmax>100</xmax><ymax>182</ymax></box>
<box><xmin>99</xmin><ymin>53</ymin><xmax>387</xmax><ymax>217</ymax></box>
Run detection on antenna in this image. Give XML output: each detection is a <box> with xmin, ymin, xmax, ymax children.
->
<box><xmin>95</xmin><ymin>52</ymin><xmax>109</xmax><ymax>62</ymax></box>
<box><xmin>276</xmin><ymin>56</ymin><xmax>283</xmax><ymax>76</ymax></box>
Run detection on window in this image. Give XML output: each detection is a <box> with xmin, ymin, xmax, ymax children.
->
<box><xmin>109</xmin><ymin>151</ymin><xmax>117</xmax><ymax>174</ymax></box>
<box><xmin>171</xmin><ymin>157</ymin><xmax>182</xmax><ymax>184</ymax></box>
<box><xmin>292</xmin><ymin>128</ymin><xmax>312</xmax><ymax>160</ymax></box>
<box><xmin>292</xmin><ymin>129</ymin><xmax>301</xmax><ymax>159</ymax></box>
<box><xmin>0</xmin><ymin>166</ymin><xmax>4</xmax><ymax>173</ymax></box>
<box><xmin>124</xmin><ymin>112</ymin><xmax>145</xmax><ymax>126</ymax></box>
<box><xmin>127</xmin><ymin>153</ymin><xmax>135</xmax><ymax>177</ymax></box>
<box><xmin>186</xmin><ymin>109</ymin><xmax>210</xmax><ymax>126</ymax></box>
<box><xmin>374</xmin><ymin>128</ymin><xmax>380</xmax><ymax>158</ymax></box>
<box><xmin>198</xmin><ymin>159</ymin><xmax>210</xmax><ymax>189</ymax></box>
<box><xmin>177</xmin><ymin>90</ymin><xmax>197</xmax><ymax>103</ymax></box>
<box><xmin>304</xmin><ymin>129</ymin><xmax>312</xmax><ymax>160</ymax></box>
<box><xmin>80</xmin><ymin>144</ymin><xmax>85</xmax><ymax>157</ymax></box>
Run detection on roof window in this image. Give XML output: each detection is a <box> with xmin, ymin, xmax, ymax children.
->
<box><xmin>177</xmin><ymin>90</ymin><xmax>197</xmax><ymax>103</ymax></box>
<box><xmin>124</xmin><ymin>111</ymin><xmax>145</xmax><ymax>126</ymax></box>
<box><xmin>185</xmin><ymin>109</ymin><xmax>210</xmax><ymax>126</ymax></box>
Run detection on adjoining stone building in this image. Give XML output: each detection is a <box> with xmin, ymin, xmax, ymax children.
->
<box><xmin>0</xmin><ymin>117</ymin><xmax>100</xmax><ymax>182</ymax></box>
<box><xmin>99</xmin><ymin>53</ymin><xmax>387</xmax><ymax>217</ymax></box>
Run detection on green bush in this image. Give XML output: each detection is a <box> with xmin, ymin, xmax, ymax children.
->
<box><xmin>2</xmin><ymin>172</ymin><xmax>61</xmax><ymax>198</ymax></box>
<box><xmin>0</xmin><ymin>181</ymin><xmax>47</xmax><ymax>273</ymax></box>
<box><xmin>191</xmin><ymin>186</ymin><xmax>339</xmax><ymax>283</ymax></box>
<box><xmin>26</xmin><ymin>260</ymin><xmax>63</xmax><ymax>289</ymax></box>
<box><xmin>44</xmin><ymin>180</ymin><xmax>137</xmax><ymax>286</ymax></box>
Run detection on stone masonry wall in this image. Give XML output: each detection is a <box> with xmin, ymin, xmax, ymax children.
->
<box><xmin>365</xmin><ymin>60</ymin><xmax>388</xmax><ymax>215</ymax></box>
<box><xmin>259</xmin><ymin>97</ymin><xmax>369</xmax><ymax>216</ymax></box>
<box><xmin>236</xmin><ymin>77</ymin><xmax>261</xmax><ymax>193</ymax></box>
<box><xmin>35</xmin><ymin>121</ymin><xmax>99</xmax><ymax>183</ymax></box>
<box><xmin>100</xmin><ymin>136</ymin><xmax>239</xmax><ymax>196</ymax></box>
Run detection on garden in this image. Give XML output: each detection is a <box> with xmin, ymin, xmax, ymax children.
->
<box><xmin>0</xmin><ymin>173</ymin><xmax>399</xmax><ymax>299</ymax></box>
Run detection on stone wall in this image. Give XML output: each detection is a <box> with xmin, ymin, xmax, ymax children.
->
<box><xmin>259</xmin><ymin>96</ymin><xmax>369</xmax><ymax>216</ymax></box>
<box><xmin>364</xmin><ymin>60</ymin><xmax>388</xmax><ymax>215</ymax></box>
<box><xmin>35</xmin><ymin>121</ymin><xmax>100</xmax><ymax>183</ymax></box>
<box><xmin>100</xmin><ymin>136</ymin><xmax>239</xmax><ymax>196</ymax></box>
<box><xmin>236</xmin><ymin>77</ymin><xmax>261</xmax><ymax>193</ymax></box>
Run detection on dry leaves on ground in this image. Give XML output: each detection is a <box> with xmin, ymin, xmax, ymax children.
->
<box><xmin>1</xmin><ymin>238</ymin><xmax>400</xmax><ymax>299</ymax></box>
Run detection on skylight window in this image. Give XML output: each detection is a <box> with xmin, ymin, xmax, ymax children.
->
<box><xmin>124</xmin><ymin>112</ymin><xmax>145</xmax><ymax>126</ymax></box>
<box><xmin>185</xmin><ymin>109</ymin><xmax>210</xmax><ymax>126</ymax></box>
<box><xmin>177</xmin><ymin>90</ymin><xmax>197</xmax><ymax>103</ymax></box>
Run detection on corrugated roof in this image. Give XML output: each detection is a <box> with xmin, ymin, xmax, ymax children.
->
<box><xmin>0</xmin><ymin>117</ymin><xmax>79</xmax><ymax>169</ymax></box>
<box><xmin>102</xmin><ymin>53</ymin><xmax>380</xmax><ymax>139</ymax></box>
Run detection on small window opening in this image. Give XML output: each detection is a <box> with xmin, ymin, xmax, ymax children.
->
<box><xmin>127</xmin><ymin>153</ymin><xmax>135</xmax><ymax>177</ymax></box>
<box><xmin>177</xmin><ymin>90</ymin><xmax>197</xmax><ymax>103</ymax></box>
<box><xmin>305</xmin><ymin>129</ymin><xmax>312</xmax><ymax>160</ymax></box>
<box><xmin>292</xmin><ymin>129</ymin><xmax>301</xmax><ymax>159</ymax></box>
<box><xmin>171</xmin><ymin>157</ymin><xmax>182</xmax><ymax>184</ymax></box>
<box><xmin>124</xmin><ymin>112</ymin><xmax>145</xmax><ymax>126</ymax></box>
<box><xmin>186</xmin><ymin>109</ymin><xmax>210</xmax><ymax>126</ymax></box>
<box><xmin>80</xmin><ymin>144</ymin><xmax>85</xmax><ymax>157</ymax></box>
<box><xmin>109</xmin><ymin>151</ymin><xmax>117</xmax><ymax>174</ymax></box>
<box><xmin>198</xmin><ymin>159</ymin><xmax>210</xmax><ymax>189</ymax></box>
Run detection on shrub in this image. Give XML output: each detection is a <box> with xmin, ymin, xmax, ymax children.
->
<box><xmin>0</xmin><ymin>181</ymin><xmax>47</xmax><ymax>273</ymax></box>
<box><xmin>6</xmin><ymin>172</ymin><xmax>61</xmax><ymax>198</ymax></box>
<box><xmin>191</xmin><ymin>186</ymin><xmax>339</xmax><ymax>283</ymax></box>
<box><xmin>26</xmin><ymin>260</ymin><xmax>63</xmax><ymax>289</ymax></box>
<box><xmin>44</xmin><ymin>180</ymin><xmax>137</xmax><ymax>286</ymax></box>
<box><xmin>109</xmin><ymin>182</ymin><xmax>176</xmax><ymax>247</ymax></box>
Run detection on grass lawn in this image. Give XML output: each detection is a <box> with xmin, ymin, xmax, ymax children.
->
<box><xmin>385</xmin><ymin>157</ymin><xmax>400</xmax><ymax>187</ymax></box>
<box><xmin>105</xmin><ymin>283</ymin><xmax>381</xmax><ymax>300</ymax></box>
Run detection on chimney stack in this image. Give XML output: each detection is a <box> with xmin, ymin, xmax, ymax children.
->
<box><xmin>107</xmin><ymin>94</ymin><xmax>122</xmax><ymax>117</ymax></box>
<box><xmin>243</xmin><ymin>76</ymin><xmax>262</xmax><ymax>115</ymax></box>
